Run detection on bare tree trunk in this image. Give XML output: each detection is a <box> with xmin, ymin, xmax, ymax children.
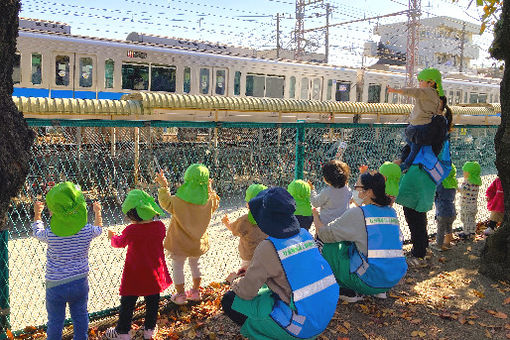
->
<box><xmin>479</xmin><ymin>1</ymin><xmax>510</xmax><ymax>282</ymax></box>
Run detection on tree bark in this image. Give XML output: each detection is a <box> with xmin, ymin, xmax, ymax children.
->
<box><xmin>479</xmin><ymin>1</ymin><xmax>510</xmax><ymax>282</ymax></box>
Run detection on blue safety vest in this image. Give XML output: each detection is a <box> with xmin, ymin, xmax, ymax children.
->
<box><xmin>267</xmin><ymin>229</ymin><xmax>339</xmax><ymax>339</ymax></box>
<box><xmin>412</xmin><ymin>139</ymin><xmax>452</xmax><ymax>185</ymax></box>
<box><xmin>349</xmin><ymin>205</ymin><xmax>407</xmax><ymax>289</ymax></box>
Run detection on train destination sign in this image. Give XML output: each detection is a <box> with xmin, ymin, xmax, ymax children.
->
<box><xmin>127</xmin><ymin>50</ymin><xmax>147</xmax><ymax>59</ymax></box>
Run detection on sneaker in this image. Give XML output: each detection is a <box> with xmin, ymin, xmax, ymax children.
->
<box><xmin>456</xmin><ymin>232</ymin><xmax>474</xmax><ymax>240</ymax></box>
<box><xmin>484</xmin><ymin>227</ymin><xmax>495</xmax><ymax>236</ymax></box>
<box><xmin>430</xmin><ymin>244</ymin><xmax>450</xmax><ymax>252</ymax></box>
<box><xmin>186</xmin><ymin>288</ymin><xmax>201</xmax><ymax>301</ymax></box>
<box><xmin>104</xmin><ymin>327</ymin><xmax>130</xmax><ymax>340</ymax></box>
<box><xmin>339</xmin><ymin>288</ymin><xmax>364</xmax><ymax>303</ymax></box>
<box><xmin>374</xmin><ymin>292</ymin><xmax>387</xmax><ymax>299</ymax></box>
<box><xmin>143</xmin><ymin>325</ymin><xmax>158</xmax><ymax>339</ymax></box>
<box><xmin>170</xmin><ymin>292</ymin><xmax>187</xmax><ymax>305</ymax></box>
<box><xmin>407</xmin><ymin>256</ymin><xmax>427</xmax><ymax>268</ymax></box>
<box><xmin>314</xmin><ymin>236</ymin><xmax>324</xmax><ymax>253</ymax></box>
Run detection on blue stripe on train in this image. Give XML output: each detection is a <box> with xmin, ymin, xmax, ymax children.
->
<box><xmin>13</xmin><ymin>87</ymin><xmax>126</xmax><ymax>100</ymax></box>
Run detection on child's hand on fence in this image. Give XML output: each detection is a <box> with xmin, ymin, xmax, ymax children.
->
<box><xmin>34</xmin><ymin>201</ymin><xmax>44</xmax><ymax>221</ymax></box>
<box><xmin>92</xmin><ymin>202</ymin><xmax>102</xmax><ymax>214</ymax></box>
<box><xmin>155</xmin><ymin>170</ymin><xmax>169</xmax><ymax>188</ymax></box>
<box><xmin>107</xmin><ymin>229</ymin><xmax>115</xmax><ymax>240</ymax></box>
<box><xmin>93</xmin><ymin>202</ymin><xmax>103</xmax><ymax>227</ymax></box>
<box><xmin>222</xmin><ymin>215</ymin><xmax>230</xmax><ymax>228</ymax></box>
<box><xmin>359</xmin><ymin>165</ymin><xmax>369</xmax><ymax>174</ymax></box>
<box><xmin>208</xmin><ymin>178</ymin><xmax>214</xmax><ymax>192</ymax></box>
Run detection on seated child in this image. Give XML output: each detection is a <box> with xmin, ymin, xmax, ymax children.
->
<box><xmin>287</xmin><ymin>179</ymin><xmax>313</xmax><ymax>230</ymax></box>
<box><xmin>32</xmin><ymin>182</ymin><xmax>103</xmax><ymax>340</ymax></box>
<box><xmin>105</xmin><ymin>189</ymin><xmax>172</xmax><ymax>340</ymax></box>
<box><xmin>458</xmin><ymin>161</ymin><xmax>482</xmax><ymax>240</ymax></box>
<box><xmin>222</xmin><ymin>183</ymin><xmax>268</xmax><ymax>273</ymax></box>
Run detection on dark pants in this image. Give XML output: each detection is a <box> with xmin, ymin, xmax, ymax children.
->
<box><xmin>403</xmin><ymin>206</ymin><xmax>429</xmax><ymax>258</ymax></box>
<box><xmin>295</xmin><ymin>215</ymin><xmax>313</xmax><ymax>230</ymax></box>
<box><xmin>116</xmin><ymin>294</ymin><xmax>160</xmax><ymax>334</ymax></box>
<box><xmin>221</xmin><ymin>291</ymin><xmax>247</xmax><ymax>326</ymax></box>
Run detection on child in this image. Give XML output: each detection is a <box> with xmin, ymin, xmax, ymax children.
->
<box><xmin>388</xmin><ymin>68</ymin><xmax>450</xmax><ymax>171</ymax></box>
<box><xmin>378</xmin><ymin>161</ymin><xmax>402</xmax><ymax>205</ymax></box>
<box><xmin>222</xmin><ymin>183</ymin><xmax>268</xmax><ymax>273</ymax></box>
<box><xmin>433</xmin><ymin>164</ymin><xmax>458</xmax><ymax>251</ymax></box>
<box><xmin>458</xmin><ymin>161</ymin><xmax>482</xmax><ymax>240</ymax></box>
<box><xmin>105</xmin><ymin>189</ymin><xmax>172</xmax><ymax>340</ymax></box>
<box><xmin>484</xmin><ymin>176</ymin><xmax>504</xmax><ymax>235</ymax></box>
<box><xmin>156</xmin><ymin>164</ymin><xmax>220</xmax><ymax>305</ymax></box>
<box><xmin>310</xmin><ymin>160</ymin><xmax>351</xmax><ymax>224</ymax></box>
<box><xmin>287</xmin><ymin>179</ymin><xmax>313</xmax><ymax>230</ymax></box>
<box><xmin>32</xmin><ymin>182</ymin><xmax>102</xmax><ymax>340</ymax></box>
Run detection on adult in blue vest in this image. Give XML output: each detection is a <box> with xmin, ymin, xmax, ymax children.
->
<box><xmin>314</xmin><ymin>172</ymin><xmax>407</xmax><ymax>302</ymax></box>
<box><xmin>221</xmin><ymin>187</ymin><xmax>339</xmax><ymax>340</ymax></box>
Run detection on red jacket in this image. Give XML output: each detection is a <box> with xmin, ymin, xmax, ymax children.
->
<box><xmin>486</xmin><ymin>177</ymin><xmax>504</xmax><ymax>213</ymax></box>
<box><xmin>111</xmin><ymin>221</ymin><xmax>172</xmax><ymax>296</ymax></box>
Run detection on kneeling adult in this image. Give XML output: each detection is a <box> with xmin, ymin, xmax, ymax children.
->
<box><xmin>222</xmin><ymin>187</ymin><xmax>339</xmax><ymax>339</ymax></box>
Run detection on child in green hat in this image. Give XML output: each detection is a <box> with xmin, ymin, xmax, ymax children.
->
<box><xmin>379</xmin><ymin>161</ymin><xmax>402</xmax><ymax>205</ymax></box>
<box><xmin>32</xmin><ymin>182</ymin><xmax>103</xmax><ymax>340</ymax></box>
<box><xmin>222</xmin><ymin>183</ymin><xmax>268</xmax><ymax>274</ymax></box>
<box><xmin>156</xmin><ymin>164</ymin><xmax>220</xmax><ymax>305</ymax></box>
<box><xmin>388</xmin><ymin>68</ymin><xmax>452</xmax><ymax>171</ymax></box>
<box><xmin>105</xmin><ymin>189</ymin><xmax>172</xmax><ymax>340</ymax></box>
<box><xmin>458</xmin><ymin>161</ymin><xmax>482</xmax><ymax>240</ymax></box>
<box><xmin>433</xmin><ymin>164</ymin><xmax>458</xmax><ymax>251</ymax></box>
<box><xmin>287</xmin><ymin>179</ymin><xmax>313</xmax><ymax>230</ymax></box>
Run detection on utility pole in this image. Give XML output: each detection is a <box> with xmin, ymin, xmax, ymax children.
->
<box><xmin>405</xmin><ymin>0</ymin><xmax>421</xmax><ymax>91</ymax></box>
<box><xmin>294</xmin><ymin>0</ymin><xmax>323</xmax><ymax>60</ymax></box>
<box><xmin>325</xmin><ymin>3</ymin><xmax>330</xmax><ymax>63</ymax></box>
<box><xmin>459</xmin><ymin>22</ymin><xmax>465</xmax><ymax>73</ymax></box>
<box><xmin>276</xmin><ymin>13</ymin><xmax>281</xmax><ymax>58</ymax></box>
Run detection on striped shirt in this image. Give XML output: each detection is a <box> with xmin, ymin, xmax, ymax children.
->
<box><xmin>459</xmin><ymin>181</ymin><xmax>480</xmax><ymax>209</ymax></box>
<box><xmin>32</xmin><ymin>221</ymin><xmax>102</xmax><ymax>286</ymax></box>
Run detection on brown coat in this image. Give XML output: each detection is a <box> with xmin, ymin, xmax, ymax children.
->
<box><xmin>401</xmin><ymin>87</ymin><xmax>442</xmax><ymax>125</ymax></box>
<box><xmin>158</xmin><ymin>187</ymin><xmax>220</xmax><ymax>257</ymax></box>
<box><xmin>229</xmin><ymin>214</ymin><xmax>267</xmax><ymax>261</ymax></box>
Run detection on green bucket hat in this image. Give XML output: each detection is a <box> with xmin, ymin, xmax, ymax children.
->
<box><xmin>287</xmin><ymin>180</ymin><xmax>312</xmax><ymax>217</ymax></box>
<box><xmin>46</xmin><ymin>182</ymin><xmax>88</xmax><ymax>237</ymax></box>
<box><xmin>462</xmin><ymin>161</ymin><xmax>482</xmax><ymax>186</ymax></box>
<box><xmin>122</xmin><ymin>189</ymin><xmax>165</xmax><ymax>221</ymax></box>
<box><xmin>176</xmin><ymin>164</ymin><xmax>210</xmax><ymax>205</ymax></box>
<box><xmin>417</xmin><ymin>68</ymin><xmax>444</xmax><ymax>97</ymax></box>
<box><xmin>442</xmin><ymin>163</ymin><xmax>458</xmax><ymax>189</ymax></box>
<box><xmin>378</xmin><ymin>162</ymin><xmax>401</xmax><ymax>197</ymax></box>
<box><xmin>245</xmin><ymin>183</ymin><xmax>268</xmax><ymax>224</ymax></box>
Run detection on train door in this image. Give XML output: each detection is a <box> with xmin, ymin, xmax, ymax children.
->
<box><xmin>75</xmin><ymin>54</ymin><xmax>97</xmax><ymax>99</ymax></box>
<box><xmin>213</xmin><ymin>67</ymin><xmax>228</xmax><ymax>96</ymax></box>
<box><xmin>335</xmin><ymin>81</ymin><xmax>351</xmax><ymax>101</ymax></box>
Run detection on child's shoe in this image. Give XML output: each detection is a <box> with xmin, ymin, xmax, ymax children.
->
<box><xmin>484</xmin><ymin>227</ymin><xmax>495</xmax><ymax>236</ymax></box>
<box><xmin>338</xmin><ymin>288</ymin><xmax>364</xmax><ymax>303</ymax></box>
<box><xmin>143</xmin><ymin>325</ymin><xmax>158</xmax><ymax>339</ymax></box>
<box><xmin>170</xmin><ymin>292</ymin><xmax>187</xmax><ymax>305</ymax></box>
<box><xmin>186</xmin><ymin>288</ymin><xmax>201</xmax><ymax>301</ymax></box>
<box><xmin>104</xmin><ymin>327</ymin><xmax>131</xmax><ymax>340</ymax></box>
<box><xmin>456</xmin><ymin>232</ymin><xmax>474</xmax><ymax>240</ymax></box>
<box><xmin>374</xmin><ymin>292</ymin><xmax>387</xmax><ymax>299</ymax></box>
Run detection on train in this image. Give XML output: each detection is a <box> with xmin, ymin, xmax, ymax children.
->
<box><xmin>12</xmin><ymin>18</ymin><xmax>501</xmax><ymax>105</ymax></box>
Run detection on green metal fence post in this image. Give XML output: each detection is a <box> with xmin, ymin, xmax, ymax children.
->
<box><xmin>294</xmin><ymin>120</ymin><xmax>305</xmax><ymax>180</ymax></box>
<box><xmin>0</xmin><ymin>230</ymin><xmax>10</xmax><ymax>338</ymax></box>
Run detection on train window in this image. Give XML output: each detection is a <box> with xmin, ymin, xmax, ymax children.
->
<box><xmin>55</xmin><ymin>55</ymin><xmax>70</xmax><ymax>86</ymax></box>
<box><xmin>312</xmin><ymin>78</ymin><xmax>320</xmax><ymax>100</ymax></box>
<box><xmin>200</xmin><ymin>68</ymin><xmax>210</xmax><ymax>94</ymax></box>
<box><xmin>392</xmin><ymin>93</ymin><xmax>398</xmax><ymax>104</ymax></box>
<box><xmin>234</xmin><ymin>71</ymin><xmax>241</xmax><ymax>96</ymax></box>
<box><xmin>327</xmin><ymin>79</ymin><xmax>332</xmax><ymax>100</ymax></box>
<box><xmin>151</xmin><ymin>65</ymin><xmax>176</xmax><ymax>92</ymax></box>
<box><xmin>300</xmin><ymin>77</ymin><xmax>309</xmax><ymax>99</ymax></box>
<box><xmin>246</xmin><ymin>73</ymin><xmax>265</xmax><ymax>97</ymax></box>
<box><xmin>490</xmin><ymin>94</ymin><xmax>493</xmax><ymax>103</ymax></box>
<box><xmin>469</xmin><ymin>93</ymin><xmax>478</xmax><ymax>104</ymax></box>
<box><xmin>448</xmin><ymin>91</ymin><xmax>454</xmax><ymax>105</ymax></box>
<box><xmin>478</xmin><ymin>93</ymin><xmax>487</xmax><ymax>103</ymax></box>
<box><xmin>464</xmin><ymin>92</ymin><xmax>468</xmax><ymax>103</ymax></box>
<box><xmin>384</xmin><ymin>86</ymin><xmax>389</xmax><ymax>103</ymax></box>
<box><xmin>121</xmin><ymin>63</ymin><xmax>149</xmax><ymax>90</ymax></box>
<box><xmin>105</xmin><ymin>59</ymin><xmax>114</xmax><ymax>89</ymax></box>
<box><xmin>456</xmin><ymin>91</ymin><xmax>461</xmax><ymax>104</ymax></box>
<box><xmin>266</xmin><ymin>75</ymin><xmax>285</xmax><ymax>98</ymax></box>
<box><xmin>335</xmin><ymin>82</ymin><xmax>350</xmax><ymax>102</ymax></box>
<box><xmin>290</xmin><ymin>76</ymin><xmax>296</xmax><ymax>98</ymax></box>
<box><xmin>79</xmin><ymin>57</ymin><xmax>93</xmax><ymax>88</ymax></box>
<box><xmin>495</xmin><ymin>94</ymin><xmax>499</xmax><ymax>102</ymax></box>
<box><xmin>13</xmin><ymin>53</ymin><xmax>21</xmax><ymax>84</ymax></box>
<box><xmin>32</xmin><ymin>53</ymin><xmax>42</xmax><ymax>85</ymax></box>
<box><xmin>367</xmin><ymin>84</ymin><xmax>381</xmax><ymax>103</ymax></box>
<box><xmin>215</xmin><ymin>69</ymin><xmax>226</xmax><ymax>95</ymax></box>
<box><xmin>183</xmin><ymin>67</ymin><xmax>191</xmax><ymax>93</ymax></box>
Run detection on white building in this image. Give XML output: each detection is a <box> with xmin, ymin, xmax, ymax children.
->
<box><xmin>372</xmin><ymin>16</ymin><xmax>480</xmax><ymax>72</ymax></box>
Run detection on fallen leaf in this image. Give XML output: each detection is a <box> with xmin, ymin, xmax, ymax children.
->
<box><xmin>343</xmin><ymin>321</ymin><xmax>351</xmax><ymax>329</ymax></box>
<box><xmin>410</xmin><ymin>319</ymin><xmax>422</xmax><ymax>324</ymax></box>
<box><xmin>336</xmin><ymin>325</ymin><xmax>349</xmax><ymax>334</ymax></box>
<box><xmin>504</xmin><ymin>297</ymin><xmax>510</xmax><ymax>305</ymax></box>
<box><xmin>505</xmin><ymin>324</ymin><xmax>510</xmax><ymax>330</ymax></box>
<box><xmin>485</xmin><ymin>329</ymin><xmax>492</xmax><ymax>338</ymax></box>
<box><xmin>411</xmin><ymin>330</ymin><xmax>426</xmax><ymax>337</ymax></box>
<box><xmin>458</xmin><ymin>315</ymin><xmax>467</xmax><ymax>324</ymax></box>
<box><xmin>438</xmin><ymin>257</ymin><xmax>447</xmax><ymax>263</ymax></box>
<box><xmin>468</xmin><ymin>320</ymin><xmax>475</xmax><ymax>325</ymax></box>
<box><xmin>506</xmin><ymin>332</ymin><xmax>510</xmax><ymax>339</ymax></box>
<box><xmin>473</xmin><ymin>290</ymin><xmax>485</xmax><ymax>298</ymax></box>
<box><xmin>494</xmin><ymin>311</ymin><xmax>508</xmax><ymax>319</ymax></box>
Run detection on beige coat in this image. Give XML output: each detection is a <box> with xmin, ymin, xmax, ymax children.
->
<box><xmin>229</xmin><ymin>214</ymin><xmax>267</xmax><ymax>261</ymax></box>
<box><xmin>401</xmin><ymin>87</ymin><xmax>442</xmax><ymax>125</ymax></box>
<box><xmin>158</xmin><ymin>187</ymin><xmax>220</xmax><ymax>257</ymax></box>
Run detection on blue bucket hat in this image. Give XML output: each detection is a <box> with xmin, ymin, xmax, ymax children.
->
<box><xmin>248</xmin><ymin>187</ymin><xmax>300</xmax><ymax>239</ymax></box>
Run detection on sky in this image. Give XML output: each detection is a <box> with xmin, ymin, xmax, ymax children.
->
<box><xmin>18</xmin><ymin>0</ymin><xmax>496</xmax><ymax>68</ymax></box>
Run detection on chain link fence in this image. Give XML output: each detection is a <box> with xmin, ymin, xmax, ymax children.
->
<box><xmin>2</xmin><ymin>119</ymin><xmax>497</xmax><ymax>332</ymax></box>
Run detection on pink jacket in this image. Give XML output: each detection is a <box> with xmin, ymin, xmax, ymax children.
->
<box><xmin>486</xmin><ymin>177</ymin><xmax>504</xmax><ymax>213</ymax></box>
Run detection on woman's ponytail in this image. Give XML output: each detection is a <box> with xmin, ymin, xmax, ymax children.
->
<box><xmin>440</xmin><ymin>96</ymin><xmax>453</xmax><ymax>132</ymax></box>
<box><xmin>360</xmin><ymin>172</ymin><xmax>392</xmax><ymax>207</ymax></box>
